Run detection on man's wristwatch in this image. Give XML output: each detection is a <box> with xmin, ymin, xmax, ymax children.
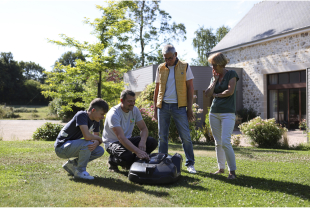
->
<box><xmin>216</xmin><ymin>94</ymin><xmax>218</xmax><ymax>97</ymax></box>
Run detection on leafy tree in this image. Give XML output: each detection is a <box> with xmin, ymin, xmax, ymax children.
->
<box><xmin>55</xmin><ymin>50</ymin><xmax>86</xmax><ymax>68</ymax></box>
<box><xmin>216</xmin><ymin>25</ymin><xmax>230</xmax><ymax>43</ymax></box>
<box><xmin>125</xmin><ymin>1</ymin><xmax>186</xmax><ymax>67</ymax></box>
<box><xmin>192</xmin><ymin>25</ymin><xmax>230</xmax><ymax>66</ymax></box>
<box><xmin>19</xmin><ymin>61</ymin><xmax>46</xmax><ymax>83</ymax></box>
<box><xmin>0</xmin><ymin>52</ymin><xmax>25</xmax><ymax>104</ymax></box>
<box><xmin>43</xmin><ymin>1</ymin><xmax>134</xmax><ymax>118</ymax></box>
<box><xmin>23</xmin><ymin>79</ymin><xmax>49</xmax><ymax>104</ymax></box>
<box><xmin>0</xmin><ymin>52</ymin><xmax>48</xmax><ymax>104</ymax></box>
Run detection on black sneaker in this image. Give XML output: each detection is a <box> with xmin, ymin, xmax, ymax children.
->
<box><xmin>107</xmin><ymin>161</ymin><xmax>119</xmax><ymax>172</ymax></box>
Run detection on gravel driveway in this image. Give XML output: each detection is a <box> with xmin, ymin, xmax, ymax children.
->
<box><xmin>0</xmin><ymin>120</ymin><xmax>66</xmax><ymax>141</ymax></box>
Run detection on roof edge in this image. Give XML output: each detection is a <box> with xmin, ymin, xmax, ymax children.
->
<box><xmin>208</xmin><ymin>26</ymin><xmax>310</xmax><ymax>55</ymax></box>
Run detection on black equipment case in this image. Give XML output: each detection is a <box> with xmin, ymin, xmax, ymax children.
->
<box><xmin>128</xmin><ymin>153</ymin><xmax>183</xmax><ymax>184</ymax></box>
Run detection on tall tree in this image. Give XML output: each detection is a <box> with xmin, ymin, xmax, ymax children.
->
<box><xmin>192</xmin><ymin>25</ymin><xmax>230</xmax><ymax>66</ymax></box>
<box><xmin>0</xmin><ymin>52</ymin><xmax>25</xmax><ymax>103</ymax></box>
<box><xmin>0</xmin><ymin>52</ymin><xmax>48</xmax><ymax>104</ymax></box>
<box><xmin>125</xmin><ymin>1</ymin><xmax>186</xmax><ymax>67</ymax></box>
<box><xmin>43</xmin><ymin>1</ymin><xmax>134</xmax><ymax>116</ymax></box>
<box><xmin>216</xmin><ymin>25</ymin><xmax>230</xmax><ymax>43</ymax></box>
<box><xmin>19</xmin><ymin>61</ymin><xmax>46</xmax><ymax>83</ymax></box>
<box><xmin>55</xmin><ymin>50</ymin><xmax>86</xmax><ymax>68</ymax></box>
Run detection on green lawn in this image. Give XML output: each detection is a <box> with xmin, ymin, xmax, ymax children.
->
<box><xmin>4</xmin><ymin>105</ymin><xmax>59</xmax><ymax>120</ymax></box>
<box><xmin>0</xmin><ymin>141</ymin><xmax>309</xmax><ymax>207</ymax></box>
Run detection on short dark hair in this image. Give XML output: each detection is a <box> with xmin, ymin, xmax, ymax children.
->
<box><xmin>120</xmin><ymin>89</ymin><xmax>135</xmax><ymax>101</ymax></box>
<box><xmin>88</xmin><ymin>98</ymin><xmax>109</xmax><ymax>112</ymax></box>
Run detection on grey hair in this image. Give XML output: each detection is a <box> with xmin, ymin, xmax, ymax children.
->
<box><xmin>162</xmin><ymin>44</ymin><xmax>176</xmax><ymax>55</ymax></box>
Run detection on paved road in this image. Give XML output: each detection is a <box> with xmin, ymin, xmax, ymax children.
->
<box><xmin>0</xmin><ymin>120</ymin><xmax>66</xmax><ymax>141</ymax></box>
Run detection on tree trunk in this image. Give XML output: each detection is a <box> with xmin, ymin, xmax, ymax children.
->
<box><xmin>140</xmin><ymin>1</ymin><xmax>145</xmax><ymax>67</ymax></box>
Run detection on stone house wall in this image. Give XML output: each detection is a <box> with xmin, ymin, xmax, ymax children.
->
<box><xmin>222</xmin><ymin>30</ymin><xmax>310</xmax><ymax>119</ymax></box>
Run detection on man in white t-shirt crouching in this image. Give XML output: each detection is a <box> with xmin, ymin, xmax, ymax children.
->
<box><xmin>102</xmin><ymin>89</ymin><xmax>158</xmax><ymax>172</ymax></box>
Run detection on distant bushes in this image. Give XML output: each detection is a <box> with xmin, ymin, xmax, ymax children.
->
<box><xmin>33</xmin><ymin>122</ymin><xmax>63</xmax><ymax>141</ymax></box>
<box><xmin>0</xmin><ymin>105</ymin><xmax>19</xmax><ymax>118</ymax></box>
<box><xmin>14</xmin><ymin>107</ymin><xmax>38</xmax><ymax>113</ymax></box>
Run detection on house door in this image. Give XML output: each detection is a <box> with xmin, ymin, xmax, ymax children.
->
<box><xmin>268</xmin><ymin>70</ymin><xmax>306</xmax><ymax>129</ymax></box>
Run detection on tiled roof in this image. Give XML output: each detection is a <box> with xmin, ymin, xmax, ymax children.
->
<box><xmin>210</xmin><ymin>1</ymin><xmax>310</xmax><ymax>53</ymax></box>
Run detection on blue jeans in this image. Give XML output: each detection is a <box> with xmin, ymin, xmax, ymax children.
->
<box><xmin>158</xmin><ymin>102</ymin><xmax>195</xmax><ymax>166</ymax></box>
<box><xmin>55</xmin><ymin>139</ymin><xmax>105</xmax><ymax>172</ymax></box>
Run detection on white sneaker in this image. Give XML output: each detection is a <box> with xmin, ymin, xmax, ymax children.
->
<box><xmin>74</xmin><ymin>170</ymin><xmax>94</xmax><ymax>180</ymax></box>
<box><xmin>62</xmin><ymin>160</ymin><xmax>77</xmax><ymax>176</ymax></box>
<box><xmin>187</xmin><ymin>165</ymin><xmax>196</xmax><ymax>174</ymax></box>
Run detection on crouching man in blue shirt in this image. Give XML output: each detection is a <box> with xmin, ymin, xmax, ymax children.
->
<box><xmin>54</xmin><ymin>98</ymin><xmax>109</xmax><ymax>180</ymax></box>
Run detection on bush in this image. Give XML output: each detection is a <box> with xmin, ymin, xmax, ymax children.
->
<box><xmin>33</xmin><ymin>122</ymin><xmax>64</xmax><ymax>141</ymax></box>
<box><xmin>236</xmin><ymin>106</ymin><xmax>258</xmax><ymax>123</ymax></box>
<box><xmin>135</xmin><ymin>82</ymin><xmax>156</xmax><ymax>109</ymax></box>
<box><xmin>48</xmin><ymin>98</ymin><xmax>84</xmax><ymax>122</ymax></box>
<box><xmin>189</xmin><ymin>103</ymin><xmax>204</xmax><ymax>143</ymax></box>
<box><xmin>202</xmin><ymin>107</ymin><xmax>214</xmax><ymax>143</ymax></box>
<box><xmin>299</xmin><ymin>119</ymin><xmax>307</xmax><ymax>130</ymax></box>
<box><xmin>239</xmin><ymin>116</ymin><xmax>287</xmax><ymax>148</ymax></box>
<box><xmin>132</xmin><ymin>106</ymin><xmax>158</xmax><ymax>140</ymax></box>
<box><xmin>0</xmin><ymin>105</ymin><xmax>19</xmax><ymax>118</ymax></box>
<box><xmin>231</xmin><ymin>134</ymin><xmax>241</xmax><ymax>147</ymax></box>
<box><xmin>14</xmin><ymin>107</ymin><xmax>38</xmax><ymax>113</ymax></box>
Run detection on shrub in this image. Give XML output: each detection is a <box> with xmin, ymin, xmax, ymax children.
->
<box><xmin>135</xmin><ymin>82</ymin><xmax>156</xmax><ymax>109</ymax></box>
<box><xmin>33</xmin><ymin>122</ymin><xmax>64</xmax><ymax>141</ymax></box>
<box><xmin>231</xmin><ymin>134</ymin><xmax>241</xmax><ymax>147</ymax></box>
<box><xmin>189</xmin><ymin>103</ymin><xmax>204</xmax><ymax>143</ymax></box>
<box><xmin>48</xmin><ymin>98</ymin><xmax>84</xmax><ymax>122</ymax></box>
<box><xmin>0</xmin><ymin>105</ymin><xmax>19</xmax><ymax>118</ymax></box>
<box><xmin>239</xmin><ymin>116</ymin><xmax>287</xmax><ymax>148</ymax></box>
<box><xmin>299</xmin><ymin>119</ymin><xmax>307</xmax><ymax>130</ymax></box>
<box><xmin>132</xmin><ymin>105</ymin><xmax>158</xmax><ymax>140</ymax></box>
<box><xmin>202</xmin><ymin>107</ymin><xmax>214</xmax><ymax>143</ymax></box>
<box><xmin>14</xmin><ymin>107</ymin><xmax>38</xmax><ymax>113</ymax></box>
<box><xmin>236</xmin><ymin>106</ymin><xmax>258</xmax><ymax>123</ymax></box>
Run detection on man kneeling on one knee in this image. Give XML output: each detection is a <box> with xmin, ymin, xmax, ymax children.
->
<box><xmin>102</xmin><ymin>90</ymin><xmax>158</xmax><ymax>172</ymax></box>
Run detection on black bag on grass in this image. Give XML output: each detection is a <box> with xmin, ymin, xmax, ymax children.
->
<box><xmin>128</xmin><ymin>153</ymin><xmax>183</xmax><ymax>184</ymax></box>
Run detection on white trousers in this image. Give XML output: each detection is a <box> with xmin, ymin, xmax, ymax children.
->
<box><xmin>209</xmin><ymin>113</ymin><xmax>237</xmax><ymax>171</ymax></box>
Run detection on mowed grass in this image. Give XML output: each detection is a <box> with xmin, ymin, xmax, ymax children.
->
<box><xmin>6</xmin><ymin>105</ymin><xmax>59</xmax><ymax>120</ymax></box>
<box><xmin>0</xmin><ymin>141</ymin><xmax>309</xmax><ymax>207</ymax></box>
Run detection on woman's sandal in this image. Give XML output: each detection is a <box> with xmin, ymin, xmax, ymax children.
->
<box><xmin>211</xmin><ymin>170</ymin><xmax>225</xmax><ymax>174</ymax></box>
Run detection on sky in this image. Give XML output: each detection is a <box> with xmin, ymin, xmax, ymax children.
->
<box><xmin>0</xmin><ymin>0</ymin><xmax>261</xmax><ymax>71</ymax></box>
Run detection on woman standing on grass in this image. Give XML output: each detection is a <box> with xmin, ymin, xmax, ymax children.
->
<box><xmin>204</xmin><ymin>52</ymin><xmax>239</xmax><ymax>179</ymax></box>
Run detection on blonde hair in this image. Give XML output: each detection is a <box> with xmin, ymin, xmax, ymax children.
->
<box><xmin>208</xmin><ymin>52</ymin><xmax>229</xmax><ymax>67</ymax></box>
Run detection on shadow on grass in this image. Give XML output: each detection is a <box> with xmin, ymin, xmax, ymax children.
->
<box><xmin>169</xmin><ymin>143</ymin><xmax>215</xmax><ymax>151</ymax></box>
<box><xmin>70</xmin><ymin>176</ymin><xmax>170</xmax><ymax>197</ymax></box>
<box><xmin>204</xmin><ymin>173</ymin><xmax>309</xmax><ymax>200</ymax></box>
<box><xmin>233</xmin><ymin>148</ymin><xmax>295</xmax><ymax>159</ymax></box>
<box><xmin>72</xmin><ymin>171</ymin><xmax>207</xmax><ymax>193</ymax></box>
